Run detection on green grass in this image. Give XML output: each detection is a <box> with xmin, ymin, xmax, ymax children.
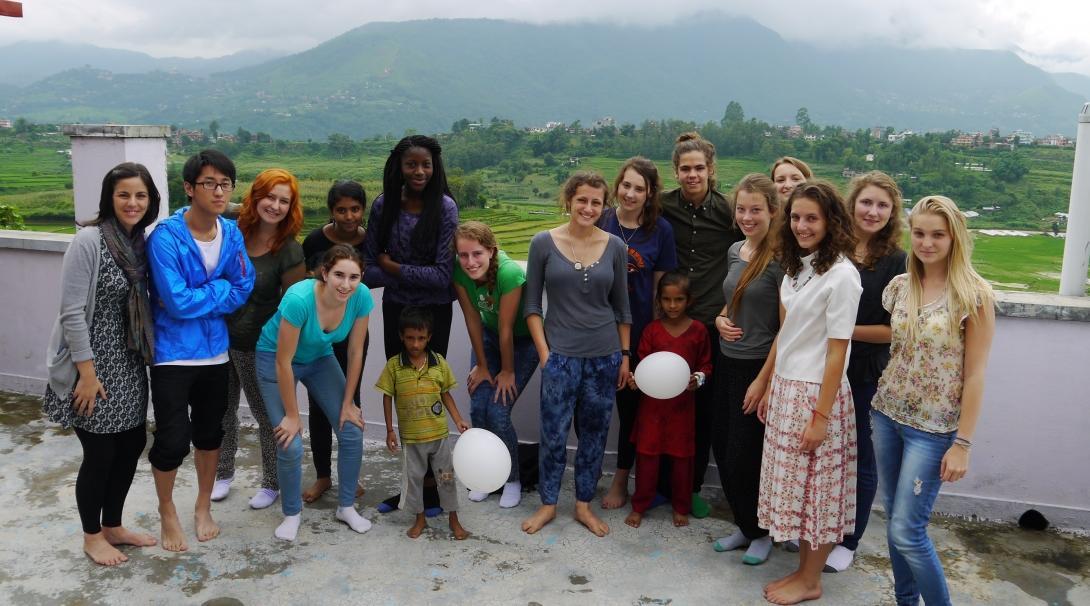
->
<box><xmin>972</xmin><ymin>233</ymin><xmax>1086</xmax><ymax>294</ymax></box>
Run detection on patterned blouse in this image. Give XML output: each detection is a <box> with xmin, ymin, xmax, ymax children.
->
<box><xmin>872</xmin><ymin>274</ymin><xmax>967</xmax><ymax>434</ymax></box>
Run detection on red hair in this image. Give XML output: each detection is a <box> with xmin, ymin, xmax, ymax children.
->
<box><xmin>237</xmin><ymin>168</ymin><xmax>303</xmax><ymax>253</ymax></box>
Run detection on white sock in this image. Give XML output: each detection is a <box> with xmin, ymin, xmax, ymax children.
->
<box><xmin>499</xmin><ymin>482</ymin><xmax>522</xmax><ymax>508</ymax></box>
<box><xmin>275</xmin><ymin>514</ymin><xmax>301</xmax><ymax>541</ymax></box>
<box><xmin>825</xmin><ymin>545</ymin><xmax>855</xmax><ymax>572</ymax></box>
<box><xmin>713</xmin><ymin>529</ymin><xmax>750</xmax><ymax>552</ymax></box>
<box><xmin>467</xmin><ymin>490</ymin><xmax>489</xmax><ymax>502</ymax></box>
<box><xmin>336</xmin><ymin>506</ymin><xmax>372</xmax><ymax>534</ymax></box>
<box><xmin>743</xmin><ymin>536</ymin><xmax>773</xmax><ymax>565</ymax></box>
<box><xmin>249</xmin><ymin>488</ymin><xmax>280</xmax><ymax>510</ymax></box>
<box><xmin>211</xmin><ymin>477</ymin><xmax>232</xmax><ymax>502</ymax></box>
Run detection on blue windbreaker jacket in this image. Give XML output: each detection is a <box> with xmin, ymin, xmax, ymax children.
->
<box><xmin>147</xmin><ymin>207</ymin><xmax>255</xmax><ymax>364</ymax></box>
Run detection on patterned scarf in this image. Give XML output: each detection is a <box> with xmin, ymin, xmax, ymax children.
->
<box><xmin>100</xmin><ymin>218</ymin><xmax>155</xmax><ymax>364</ymax></box>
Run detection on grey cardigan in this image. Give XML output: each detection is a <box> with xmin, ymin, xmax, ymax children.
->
<box><xmin>46</xmin><ymin>226</ymin><xmax>101</xmax><ymax>395</ymax></box>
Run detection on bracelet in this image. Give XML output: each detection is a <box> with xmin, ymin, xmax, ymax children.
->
<box><xmin>954</xmin><ymin>436</ymin><xmax>972</xmax><ymax>450</ymax></box>
<box><xmin>811</xmin><ymin>408</ymin><xmax>829</xmax><ymax>422</ymax></box>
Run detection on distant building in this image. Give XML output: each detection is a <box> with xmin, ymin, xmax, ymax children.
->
<box><xmin>1011</xmin><ymin>129</ymin><xmax>1034</xmax><ymax>143</ymax></box>
<box><xmin>786</xmin><ymin>125</ymin><xmax>803</xmax><ymax>138</ymax></box>
<box><xmin>1038</xmin><ymin>134</ymin><xmax>1071</xmax><ymax>147</ymax></box>
<box><xmin>888</xmin><ymin>130</ymin><xmax>915</xmax><ymax>143</ymax></box>
<box><xmin>593</xmin><ymin>116</ymin><xmax>615</xmax><ymax>129</ymax></box>
<box><xmin>869</xmin><ymin>127</ymin><xmax>885</xmax><ymax>139</ymax></box>
<box><xmin>0</xmin><ymin>119</ymin><xmax>11</xmax><ymax>129</ymax></box>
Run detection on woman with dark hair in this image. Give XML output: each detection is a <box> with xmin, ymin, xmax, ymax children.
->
<box><xmin>211</xmin><ymin>168</ymin><xmax>306</xmax><ymax>509</ymax></box>
<box><xmin>43</xmin><ymin>162</ymin><xmax>161</xmax><ymax>565</ymax></box>
<box><xmin>364</xmin><ymin>135</ymin><xmax>459</xmax><ymax>360</ymax></box>
<box><xmin>597</xmin><ymin>157</ymin><xmax>677</xmax><ymax>510</ymax></box>
<box><xmin>255</xmin><ymin>244</ymin><xmax>373</xmax><ymax>541</ymax></box>
<box><xmin>750</xmin><ymin>181</ymin><xmax>861</xmax><ymax>604</ymax></box>
<box><xmin>299</xmin><ymin>179</ymin><xmax>369</xmax><ymax>503</ymax></box>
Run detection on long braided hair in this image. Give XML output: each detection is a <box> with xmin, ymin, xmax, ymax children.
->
<box><xmin>377</xmin><ymin>135</ymin><xmax>452</xmax><ymax>262</ymax></box>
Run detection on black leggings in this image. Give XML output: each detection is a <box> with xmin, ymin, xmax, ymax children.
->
<box><xmin>74</xmin><ymin>424</ymin><xmax>147</xmax><ymax>534</ymax></box>
<box><xmin>712</xmin><ymin>354</ymin><xmax>768</xmax><ymax>539</ymax></box>
<box><xmin>310</xmin><ymin>334</ymin><xmax>367</xmax><ymax>479</ymax></box>
<box><xmin>613</xmin><ymin>385</ymin><xmax>639</xmax><ymax>471</ymax></box>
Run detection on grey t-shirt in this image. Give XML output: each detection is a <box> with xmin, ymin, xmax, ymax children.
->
<box><xmin>719</xmin><ymin>240</ymin><xmax>784</xmax><ymax>359</ymax></box>
<box><xmin>523</xmin><ymin>230</ymin><xmax>632</xmax><ymax>358</ymax></box>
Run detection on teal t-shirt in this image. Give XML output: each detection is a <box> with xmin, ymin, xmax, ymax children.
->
<box><xmin>453</xmin><ymin>250</ymin><xmax>530</xmax><ymax>337</ymax></box>
<box><xmin>256</xmin><ymin>278</ymin><xmax>374</xmax><ymax>364</ymax></box>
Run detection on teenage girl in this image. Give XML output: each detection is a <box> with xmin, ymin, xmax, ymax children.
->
<box><xmin>624</xmin><ymin>272</ymin><xmax>710</xmax><ymax>529</ymax></box>
<box><xmin>770</xmin><ymin>157</ymin><xmax>812</xmax><ymax>205</ymax></box>
<box><xmin>300</xmin><ymin>180</ymin><xmax>368</xmax><ymax>503</ymax></box>
<box><xmin>522</xmin><ymin>171</ymin><xmax>631</xmax><ymax>538</ymax></box>
<box><xmin>710</xmin><ymin>174</ymin><xmax>783</xmax><ymax>566</ymax></box>
<box><xmin>254</xmin><ymin>245</ymin><xmax>373</xmax><ymax>541</ymax></box>
<box><xmin>826</xmin><ymin>171</ymin><xmax>908</xmax><ymax>572</ymax></box>
<box><xmin>597</xmin><ymin>157</ymin><xmax>677</xmax><ymax>510</ymax></box>
<box><xmin>44</xmin><ymin>163</ymin><xmax>161</xmax><ymax>565</ymax></box>
<box><xmin>453</xmin><ymin>220</ymin><xmax>539</xmax><ymax>509</ymax></box>
<box><xmin>871</xmin><ymin>196</ymin><xmax>995</xmax><ymax>606</ymax></box>
<box><xmin>751</xmin><ymin>181</ymin><xmax>861</xmax><ymax>605</ymax></box>
<box><xmin>213</xmin><ymin>168</ymin><xmax>305</xmax><ymax>510</ymax></box>
<box><xmin>364</xmin><ymin>135</ymin><xmax>458</xmax><ymax>360</ymax></box>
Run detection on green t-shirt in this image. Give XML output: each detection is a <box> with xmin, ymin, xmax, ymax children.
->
<box><xmin>256</xmin><ymin>278</ymin><xmax>374</xmax><ymax>364</ymax></box>
<box><xmin>452</xmin><ymin>250</ymin><xmax>530</xmax><ymax>337</ymax></box>
<box><xmin>228</xmin><ymin>240</ymin><xmax>305</xmax><ymax>351</ymax></box>
<box><xmin>375</xmin><ymin>351</ymin><xmax>457</xmax><ymax>444</ymax></box>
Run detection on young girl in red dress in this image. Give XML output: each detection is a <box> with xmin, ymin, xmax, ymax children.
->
<box><xmin>624</xmin><ymin>271</ymin><xmax>712</xmax><ymax>528</ymax></box>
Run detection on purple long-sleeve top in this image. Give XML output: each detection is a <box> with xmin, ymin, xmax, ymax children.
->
<box><xmin>363</xmin><ymin>193</ymin><xmax>458</xmax><ymax>306</ymax></box>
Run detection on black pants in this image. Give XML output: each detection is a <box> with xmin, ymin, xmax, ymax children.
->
<box><xmin>309</xmin><ymin>334</ymin><xmax>367</xmax><ymax>479</ymax></box>
<box><xmin>149</xmin><ymin>363</ymin><xmax>229</xmax><ymax>472</ymax></box>
<box><xmin>692</xmin><ymin>322</ymin><xmax>719</xmax><ymax>491</ymax></box>
<box><xmin>75</xmin><ymin>424</ymin><xmax>147</xmax><ymax>534</ymax></box>
<box><xmin>712</xmin><ymin>354</ymin><xmax>768</xmax><ymax>539</ymax></box>
<box><xmin>613</xmin><ymin>385</ymin><xmax>639</xmax><ymax>471</ymax></box>
<box><xmin>381</xmin><ymin>299</ymin><xmax>453</xmax><ymax>359</ymax></box>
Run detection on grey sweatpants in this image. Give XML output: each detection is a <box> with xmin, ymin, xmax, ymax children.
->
<box><xmin>399</xmin><ymin>436</ymin><xmax>458</xmax><ymax>514</ymax></box>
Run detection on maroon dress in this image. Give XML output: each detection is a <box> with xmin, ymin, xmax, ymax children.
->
<box><xmin>631</xmin><ymin>320</ymin><xmax>713</xmax><ymax>458</ymax></box>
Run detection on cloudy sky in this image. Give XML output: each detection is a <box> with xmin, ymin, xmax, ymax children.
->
<box><xmin>3</xmin><ymin>0</ymin><xmax>1090</xmax><ymax>75</ymax></box>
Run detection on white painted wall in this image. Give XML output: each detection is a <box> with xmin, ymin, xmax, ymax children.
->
<box><xmin>1</xmin><ymin>231</ymin><xmax>1088</xmax><ymax>529</ymax></box>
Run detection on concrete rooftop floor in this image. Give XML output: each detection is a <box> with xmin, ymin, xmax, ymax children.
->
<box><xmin>1</xmin><ymin>391</ymin><xmax>1088</xmax><ymax>606</ymax></box>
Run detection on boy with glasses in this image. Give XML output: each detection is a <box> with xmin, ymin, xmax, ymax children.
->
<box><xmin>146</xmin><ymin>149</ymin><xmax>254</xmax><ymax>551</ymax></box>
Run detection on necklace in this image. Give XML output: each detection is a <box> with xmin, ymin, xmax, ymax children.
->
<box><xmin>618</xmin><ymin>224</ymin><xmax>639</xmax><ymax>248</ymax></box>
<box><xmin>566</xmin><ymin>225</ymin><xmax>592</xmax><ymax>271</ymax></box>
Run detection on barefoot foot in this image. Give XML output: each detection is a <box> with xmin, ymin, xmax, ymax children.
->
<box><xmin>407</xmin><ymin>514</ymin><xmax>427</xmax><ymax>538</ymax></box>
<box><xmin>601</xmin><ymin>472</ymin><xmax>629</xmax><ymax>509</ymax></box>
<box><xmin>624</xmin><ymin>511</ymin><xmax>643</xmax><ymax>528</ymax></box>
<box><xmin>158</xmin><ymin>503</ymin><xmax>188</xmax><ymax>552</ymax></box>
<box><xmin>194</xmin><ymin>507</ymin><xmax>220</xmax><ymax>542</ymax></box>
<box><xmin>672</xmin><ymin>511</ymin><xmax>689</xmax><ymax>527</ymax></box>
<box><xmin>84</xmin><ymin>533</ymin><xmax>128</xmax><ymax>566</ymax></box>
<box><xmin>765</xmin><ymin>576</ymin><xmax>822</xmax><ymax>605</ymax></box>
<box><xmin>449</xmin><ymin>512</ymin><xmax>469</xmax><ymax>540</ymax></box>
<box><xmin>573</xmin><ymin>501</ymin><xmax>609</xmax><ymax>537</ymax></box>
<box><xmin>521</xmin><ymin>505</ymin><xmax>557</xmax><ymax>534</ymax></box>
<box><xmin>102</xmin><ymin>525</ymin><xmax>157</xmax><ymax>547</ymax></box>
<box><xmin>303</xmin><ymin>477</ymin><xmax>332</xmax><ymax>503</ymax></box>
<box><xmin>355</xmin><ymin>482</ymin><xmax>365</xmax><ymax>499</ymax></box>
<box><xmin>764</xmin><ymin>572</ymin><xmax>800</xmax><ymax>596</ymax></box>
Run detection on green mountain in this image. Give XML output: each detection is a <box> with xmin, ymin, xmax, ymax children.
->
<box><xmin>1052</xmin><ymin>72</ymin><xmax>1090</xmax><ymax>103</ymax></box>
<box><xmin>0</xmin><ymin>17</ymin><xmax>1084</xmax><ymax>138</ymax></box>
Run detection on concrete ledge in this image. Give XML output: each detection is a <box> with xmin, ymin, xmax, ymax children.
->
<box><xmin>0</xmin><ymin>229</ymin><xmax>72</xmax><ymax>252</ymax></box>
<box><xmin>995</xmin><ymin>290</ymin><xmax>1090</xmax><ymax>322</ymax></box>
<box><xmin>61</xmin><ymin>124</ymin><xmax>171</xmax><ymax>138</ymax></box>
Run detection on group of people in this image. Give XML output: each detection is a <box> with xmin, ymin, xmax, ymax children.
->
<box><xmin>44</xmin><ymin>130</ymin><xmax>995</xmax><ymax>606</ymax></box>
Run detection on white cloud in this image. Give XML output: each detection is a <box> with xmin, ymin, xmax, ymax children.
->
<box><xmin>1</xmin><ymin>0</ymin><xmax>1088</xmax><ymax>74</ymax></box>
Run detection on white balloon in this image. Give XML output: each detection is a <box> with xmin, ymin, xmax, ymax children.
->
<box><xmin>634</xmin><ymin>351</ymin><xmax>691</xmax><ymax>400</ymax></box>
<box><xmin>452</xmin><ymin>428</ymin><xmax>512</xmax><ymax>494</ymax></box>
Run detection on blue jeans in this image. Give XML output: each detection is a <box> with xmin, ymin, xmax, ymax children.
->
<box><xmin>872</xmin><ymin>410</ymin><xmax>956</xmax><ymax>606</ymax></box>
<box><xmin>842</xmin><ymin>379</ymin><xmax>879</xmax><ymax>551</ymax></box>
<box><xmin>469</xmin><ymin>329</ymin><xmax>539</xmax><ymax>484</ymax></box>
<box><xmin>256</xmin><ymin>352</ymin><xmax>363</xmax><ymax>516</ymax></box>
<box><xmin>538</xmin><ymin>352</ymin><xmax>621</xmax><ymax>505</ymax></box>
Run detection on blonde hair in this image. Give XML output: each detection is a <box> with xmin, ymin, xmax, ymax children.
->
<box><xmin>905</xmin><ymin>195</ymin><xmax>994</xmax><ymax>344</ymax></box>
<box><xmin>727</xmin><ymin>173</ymin><xmax>780</xmax><ymax>317</ymax></box>
<box><xmin>770</xmin><ymin>156</ymin><xmax>813</xmax><ymax>180</ymax></box>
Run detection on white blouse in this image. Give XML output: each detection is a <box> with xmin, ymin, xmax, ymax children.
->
<box><xmin>774</xmin><ymin>253</ymin><xmax>862</xmax><ymax>384</ymax></box>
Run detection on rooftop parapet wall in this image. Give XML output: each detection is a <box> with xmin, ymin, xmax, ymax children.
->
<box><xmin>1</xmin><ymin>230</ymin><xmax>1088</xmax><ymax>530</ymax></box>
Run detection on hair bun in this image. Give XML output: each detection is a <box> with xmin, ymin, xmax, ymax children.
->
<box><xmin>676</xmin><ymin>132</ymin><xmax>702</xmax><ymax>143</ymax></box>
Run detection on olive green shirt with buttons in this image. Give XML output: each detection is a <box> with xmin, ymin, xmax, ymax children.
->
<box><xmin>660</xmin><ymin>187</ymin><xmax>743</xmax><ymax>324</ymax></box>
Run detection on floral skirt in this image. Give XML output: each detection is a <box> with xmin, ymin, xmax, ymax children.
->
<box><xmin>757</xmin><ymin>374</ymin><xmax>857</xmax><ymax>547</ymax></box>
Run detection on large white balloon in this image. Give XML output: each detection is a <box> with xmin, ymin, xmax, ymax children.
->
<box><xmin>634</xmin><ymin>351</ymin><xmax>691</xmax><ymax>400</ymax></box>
<box><xmin>452</xmin><ymin>428</ymin><xmax>512</xmax><ymax>493</ymax></box>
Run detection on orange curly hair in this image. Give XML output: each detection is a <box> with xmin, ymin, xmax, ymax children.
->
<box><xmin>237</xmin><ymin>168</ymin><xmax>303</xmax><ymax>253</ymax></box>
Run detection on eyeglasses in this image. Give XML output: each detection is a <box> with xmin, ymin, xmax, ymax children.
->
<box><xmin>195</xmin><ymin>180</ymin><xmax>235</xmax><ymax>192</ymax></box>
